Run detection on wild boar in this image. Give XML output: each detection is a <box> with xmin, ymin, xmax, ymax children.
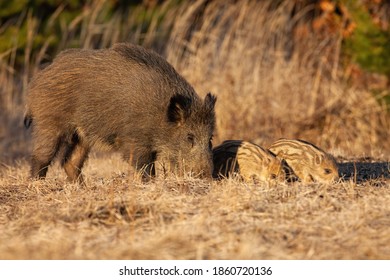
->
<box><xmin>212</xmin><ymin>140</ymin><xmax>287</xmax><ymax>183</ymax></box>
<box><xmin>25</xmin><ymin>43</ymin><xmax>216</xmax><ymax>183</ymax></box>
<box><xmin>268</xmin><ymin>138</ymin><xmax>339</xmax><ymax>183</ymax></box>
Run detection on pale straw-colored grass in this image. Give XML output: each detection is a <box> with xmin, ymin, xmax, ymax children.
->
<box><xmin>166</xmin><ymin>0</ymin><xmax>389</xmax><ymax>158</ymax></box>
<box><xmin>0</xmin><ymin>0</ymin><xmax>389</xmax><ymax>260</ymax></box>
<box><xmin>0</xmin><ymin>155</ymin><xmax>389</xmax><ymax>259</ymax></box>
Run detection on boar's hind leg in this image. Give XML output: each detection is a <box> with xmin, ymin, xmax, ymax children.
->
<box><xmin>31</xmin><ymin>132</ymin><xmax>62</xmax><ymax>179</ymax></box>
<box><xmin>62</xmin><ymin>133</ymin><xmax>90</xmax><ymax>184</ymax></box>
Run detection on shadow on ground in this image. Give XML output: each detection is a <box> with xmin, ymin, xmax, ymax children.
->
<box><xmin>338</xmin><ymin>161</ymin><xmax>390</xmax><ymax>183</ymax></box>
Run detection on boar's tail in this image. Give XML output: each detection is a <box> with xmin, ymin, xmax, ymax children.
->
<box><xmin>23</xmin><ymin>110</ymin><xmax>33</xmax><ymax>129</ymax></box>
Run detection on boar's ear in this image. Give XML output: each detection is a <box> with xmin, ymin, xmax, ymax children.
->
<box><xmin>167</xmin><ymin>94</ymin><xmax>192</xmax><ymax>125</ymax></box>
<box><xmin>204</xmin><ymin>93</ymin><xmax>217</xmax><ymax>111</ymax></box>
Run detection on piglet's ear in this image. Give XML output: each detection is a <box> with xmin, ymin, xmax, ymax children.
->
<box><xmin>167</xmin><ymin>94</ymin><xmax>192</xmax><ymax>125</ymax></box>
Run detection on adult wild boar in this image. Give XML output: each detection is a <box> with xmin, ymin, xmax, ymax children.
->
<box><xmin>25</xmin><ymin>43</ymin><xmax>216</xmax><ymax>183</ymax></box>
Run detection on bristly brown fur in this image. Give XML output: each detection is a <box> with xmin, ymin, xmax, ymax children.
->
<box><xmin>25</xmin><ymin>43</ymin><xmax>217</xmax><ymax>182</ymax></box>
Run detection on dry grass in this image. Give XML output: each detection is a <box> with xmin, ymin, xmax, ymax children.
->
<box><xmin>1</xmin><ymin>155</ymin><xmax>389</xmax><ymax>260</ymax></box>
<box><xmin>166</xmin><ymin>0</ymin><xmax>390</xmax><ymax>157</ymax></box>
<box><xmin>0</xmin><ymin>0</ymin><xmax>389</xmax><ymax>260</ymax></box>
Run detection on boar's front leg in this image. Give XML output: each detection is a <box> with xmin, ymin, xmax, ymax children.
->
<box><xmin>127</xmin><ymin>148</ymin><xmax>157</xmax><ymax>181</ymax></box>
<box><xmin>61</xmin><ymin>133</ymin><xmax>90</xmax><ymax>184</ymax></box>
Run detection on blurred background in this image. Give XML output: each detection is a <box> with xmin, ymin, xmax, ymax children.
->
<box><xmin>0</xmin><ymin>0</ymin><xmax>389</xmax><ymax>165</ymax></box>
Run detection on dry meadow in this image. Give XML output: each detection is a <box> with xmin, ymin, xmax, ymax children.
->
<box><xmin>0</xmin><ymin>154</ymin><xmax>389</xmax><ymax>259</ymax></box>
<box><xmin>1</xmin><ymin>0</ymin><xmax>389</xmax><ymax>259</ymax></box>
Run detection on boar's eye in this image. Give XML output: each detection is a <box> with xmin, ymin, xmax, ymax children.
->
<box><xmin>324</xmin><ymin>168</ymin><xmax>332</xmax><ymax>175</ymax></box>
<box><xmin>270</xmin><ymin>174</ymin><xmax>277</xmax><ymax>180</ymax></box>
<box><xmin>187</xmin><ymin>133</ymin><xmax>195</xmax><ymax>147</ymax></box>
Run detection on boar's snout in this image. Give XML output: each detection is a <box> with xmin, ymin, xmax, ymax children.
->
<box><xmin>173</xmin><ymin>147</ymin><xmax>214</xmax><ymax>179</ymax></box>
<box><xmin>155</xmin><ymin>153</ymin><xmax>213</xmax><ymax>179</ymax></box>
<box><xmin>188</xmin><ymin>153</ymin><xmax>214</xmax><ymax>179</ymax></box>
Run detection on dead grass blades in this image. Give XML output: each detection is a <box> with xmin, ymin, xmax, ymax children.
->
<box><xmin>0</xmin><ymin>0</ymin><xmax>389</xmax><ymax>260</ymax></box>
<box><xmin>166</xmin><ymin>0</ymin><xmax>389</xmax><ymax>157</ymax></box>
